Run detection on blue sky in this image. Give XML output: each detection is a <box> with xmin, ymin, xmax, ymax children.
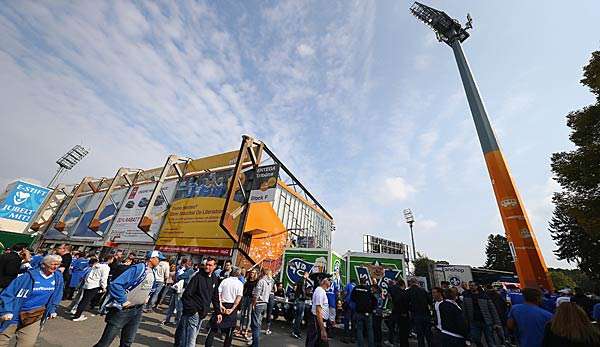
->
<box><xmin>1</xmin><ymin>1</ymin><xmax>599</xmax><ymax>268</ymax></box>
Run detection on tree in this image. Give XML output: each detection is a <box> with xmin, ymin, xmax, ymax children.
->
<box><xmin>413</xmin><ymin>253</ymin><xmax>435</xmax><ymax>278</ymax></box>
<box><xmin>483</xmin><ymin>234</ymin><xmax>515</xmax><ymax>272</ymax></box>
<box><xmin>549</xmin><ymin>49</ymin><xmax>600</xmax><ymax>285</ymax></box>
<box><xmin>548</xmin><ymin>270</ymin><xmax>576</xmax><ymax>290</ymax></box>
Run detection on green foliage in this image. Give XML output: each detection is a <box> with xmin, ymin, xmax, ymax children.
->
<box><xmin>483</xmin><ymin>234</ymin><xmax>515</xmax><ymax>272</ymax></box>
<box><xmin>549</xmin><ymin>270</ymin><xmax>576</xmax><ymax>290</ymax></box>
<box><xmin>413</xmin><ymin>253</ymin><xmax>435</xmax><ymax>278</ymax></box>
<box><xmin>549</xmin><ymin>49</ymin><xmax>600</xmax><ymax>286</ymax></box>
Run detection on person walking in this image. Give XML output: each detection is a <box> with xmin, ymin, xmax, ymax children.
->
<box><xmin>238</xmin><ymin>269</ymin><xmax>258</xmax><ymax>339</ymax></box>
<box><xmin>219</xmin><ymin>260</ymin><xmax>233</xmax><ymax>282</ymax></box>
<box><xmin>93</xmin><ymin>250</ymin><xmax>163</xmax><ymax>347</ymax></box>
<box><xmin>292</xmin><ymin>271</ymin><xmax>310</xmax><ymax>339</ymax></box>
<box><xmin>372</xmin><ymin>285</ymin><xmax>385</xmax><ymax>347</ymax></box>
<box><xmin>507</xmin><ymin>288</ymin><xmax>553</xmax><ymax>347</ymax></box>
<box><xmin>0</xmin><ymin>244</ymin><xmax>26</xmax><ymax>291</ymax></box>
<box><xmin>248</xmin><ymin>268</ymin><xmax>273</xmax><ymax>347</ymax></box>
<box><xmin>145</xmin><ymin>256</ymin><xmax>169</xmax><ymax>312</ymax></box>
<box><xmin>306</xmin><ymin>275</ymin><xmax>331</xmax><ymax>347</ymax></box>
<box><xmin>352</xmin><ymin>278</ymin><xmax>375</xmax><ymax>347</ymax></box>
<box><xmin>72</xmin><ymin>257</ymin><xmax>109</xmax><ymax>321</ymax></box>
<box><xmin>174</xmin><ymin>257</ymin><xmax>221</xmax><ymax>347</ymax></box>
<box><xmin>205</xmin><ymin>267</ymin><xmax>243</xmax><ymax>347</ymax></box>
<box><xmin>542</xmin><ymin>302</ymin><xmax>600</xmax><ymax>347</ymax></box>
<box><xmin>163</xmin><ymin>259</ymin><xmax>193</xmax><ymax>326</ymax></box>
<box><xmin>486</xmin><ymin>285</ymin><xmax>508</xmax><ymax>345</ymax></box>
<box><xmin>0</xmin><ymin>255</ymin><xmax>63</xmax><ymax>347</ymax></box>
<box><xmin>55</xmin><ymin>244</ymin><xmax>72</xmax><ymax>300</ymax></box>
<box><xmin>435</xmin><ymin>289</ymin><xmax>468</xmax><ymax>347</ymax></box>
<box><xmin>68</xmin><ymin>252</ymin><xmax>90</xmax><ymax>300</ymax></box>
<box><xmin>342</xmin><ymin>279</ymin><xmax>357</xmax><ymax>343</ymax></box>
<box><xmin>463</xmin><ymin>282</ymin><xmax>501</xmax><ymax>347</ymax></box>
<box><xmin>387</xmin><ymin>280</ymin><xmax>410</xmax><ymax>347</ymax></box>
<box><xmin>406</xmin><ymin>278</ymin><xmax>433</xmax><ymax>347</ymax></box>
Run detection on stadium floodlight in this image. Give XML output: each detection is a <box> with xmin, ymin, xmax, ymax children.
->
<box><xmin>403</xmin><ymin>208</ymin><xmax>416</xmax><ymax>261</ymax></box>
<box><xmin>410</xmin><ymin>2</ymin><xmax>553</xmax><ymax>290</ymax></box>
<box><xmin>48</xmin><ymin>145</ymin><xmax>89</xmax><ymax>187</ymax></box>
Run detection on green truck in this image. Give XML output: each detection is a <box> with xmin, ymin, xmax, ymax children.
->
<box><xmin>280</xmin><ymin>248</ymin><xmax>346</xmax><ymax>294</ymax></box>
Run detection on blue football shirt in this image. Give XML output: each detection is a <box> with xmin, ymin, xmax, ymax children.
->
<box><xmin>21</xmin><ymin>270</ymin><xmax>57</xmax><ymax>312</ymax></box>
<box><xmin>508</xmin><ymin>303</ymin><xmax>553</xmax><ymax>347</ymax></box>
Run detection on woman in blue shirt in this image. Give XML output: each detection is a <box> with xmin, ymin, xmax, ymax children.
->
<box><xmin>0</xmin><ymin>254</ymin><xmax>63</xmax><ymax>347</ymax></box>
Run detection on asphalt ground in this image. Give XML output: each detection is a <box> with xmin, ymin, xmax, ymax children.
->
<box><xmin>31</xmin><ymin>301</ymin><xmax>361</xmax><ymax>347</ymax></box>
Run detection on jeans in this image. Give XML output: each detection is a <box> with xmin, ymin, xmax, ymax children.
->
<box><xmin>240</xmin><ymin>297</ymin><xmax>252</xmax><ymax>331</ymax></box>
<box><xmin>266</xmin><ymin>294</ymin><xmax>275</xmax><ymax>329</ymax></box>
<box><xmin>469</xmin><ymin>321</ymin><xmax>496</xmax><ymax>347</ymax></box>
<box><xmin>293</xmin><ymin>299</ymin><xmax>305</xmax><ymax>336</ymax></box>
<box><xmin>251</xmin><ymin>303</ymin><xmax>267</xmax><ymax>347</ymax></box>
<box><xmin>412</xmin><ymin>315</ymin><xmax>432</xmax><ymax>347</ymax></box>
<box><xmin>75</xmin><ymin>287</ymin><xmax>100</xmax><ymax>318</ymax></box>
<box><xmin>343</xmin><ymin>306</ymin><xmax>355</xmax><ymax>339</ymax></box>
<box><xmin>175</xmin><ymin>312</ymin><xmax>202</xmax><ymax>347</ymax></box>
<box><xmin>355</xmin><ymin>313</ymin><xmax>375</xmax><ymax>347</ymax></box>
<box><xmin>94</xmin><ymin>305</ymin><xmax>144</xmax><ymax>347</ymax></box>
<box><xmin>165</xmin><ymin>290</ymin><xmax>183</xmax><ymax>324</ymax></box>
<box><xmin>145</xmin><ymin>282</ymin><xmax>165</xmax><ymax>309</ymax></box>
<box><xmin>373</xmin><ymin>315</ymin><xmax>383</xmax><ymax>347</ymax></box>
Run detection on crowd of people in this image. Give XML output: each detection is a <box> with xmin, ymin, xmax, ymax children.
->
<box><xmin>1</xmin><ymin>242</ymin><xmax>600</xmax><ymax>347</ymax></box>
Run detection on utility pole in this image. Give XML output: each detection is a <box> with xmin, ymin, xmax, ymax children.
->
<box><xmin>410</xmin><ymin>2</ymin><xmax>552</xmax><ymax>289</ymax></box>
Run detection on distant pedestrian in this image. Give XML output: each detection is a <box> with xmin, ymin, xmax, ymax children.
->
<box><xmin>0</xmin><ymin>255</ymin><xmax>63</xmax><ymax>347</ymax></box>
<box><xmin>54</xmin><ymin>244</ymin><xmax>72</xmax><ymax>300</ymax></box>
<box><xmin>387</xmin><ymin>280</ymin><xmax>410</xmax><ymax>347</ymax></box>
<box><xmin>306</xmin><ymin>275</ymin><xmax>331</xmax><ymax>347</ymax></box>
<box><xmin>507</xmin><ymin>288</ymin><xmax>553</xmax><ymax>347</ymax></box>
<box><xmin>205</xmin><ymin>267</ymin><xmax>243</xmax><ymax>347</ymax></box>
<box><xmin>352</xmin><ymin>278</ymin><xmax>375</xmax><ymax>347</ymax></box>
<box><xmin>93</xmin><ymin>250</ymin><xmax>163</xmax><ymax>347</ymax></box>
<box><xmin>292</xmin><ymin>271</ymin><xmax>310</xmax><ymax>339</ymax></box>
<box><xmin>406</xmin><ymin>278</ymin><xmax>433</xmax><ymax>347</ymax></box>
<box><xmin>435</xmin><ymin>289</ymin><xmax>468</xmax><ymax>347</ymax></box>
<box><xmin>145</xmin><ymin>257</ymin><xmax>169</xmax><ymax>312</ymax></box>
<box><xmin>372</xmin><ymin>285</ymin><xmax>385</xmax><ymax>347</ymax></box>
<box><xmin>542</xmin><ymin>302</ymin><xmax>600</xmax><ymax>347</ymax></box>
<box><xmin>0</xmin><ymin>244</ymin><xmax>27</xmax><ymax>291</ymax></box>
<box><xmin>174</xmin><ymin>257</ymin><xmax>220</xmax><ymax>347</ymax></box>
<box><xmin>238</xmin><ymin>269</ymin><xmax>258</xmax><ymax>339</ymax></box>
<box><xmin>249</xmin><ymin>268</ymin><xmax>273</xmax><ymax>347</ymax></box>
<box><xmin>342</xmin><ymin>279</ymin><xmax>357</xmax><ymax>343</ymax></box>
<box><xmin>72</xmin><ymin>257</ymin><xmax>109</xmax><ymax>322</ymax></box>
<box><xmin>462</xmin><ymin>282</ymin><xmax>501</xmax><ymax>347</ymax></box>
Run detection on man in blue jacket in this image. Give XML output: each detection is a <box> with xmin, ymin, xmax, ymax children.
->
<box><xmin>93</xmin><ymin>250</ymin><xmax>164</xmax><ymax>347</ymax></box>
<box><xmin>0</xmin><ymin>254</ymin><xmax>63</xmax><ymax>346</ymax></box>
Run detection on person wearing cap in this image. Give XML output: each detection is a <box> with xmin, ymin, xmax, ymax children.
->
<box><xmin>93</xmin><ymin>250</ymin><xmax>162</xmax><ymax>347</ymax></box>
<box><xmin>306</xmin><ymin>274</ymin><xmax>332</xmax><ymax>347</ymax></box>
<box><xmin>145</xmin><ymin>254</ymin><xmax>170</xmax><ymax>312</ymax></box>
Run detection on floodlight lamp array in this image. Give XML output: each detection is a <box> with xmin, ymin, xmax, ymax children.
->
<box><xmin>56</xmin><ymin>145</ymin><xmax>89</xmax><ymax>170</ymax></box>
<box><xmin>410</xmin><ymin>2</ymin><xmax>469</xmax><ymax>46</ymax></box>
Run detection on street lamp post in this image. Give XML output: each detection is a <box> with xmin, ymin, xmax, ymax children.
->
<box><xmin>403</xmin><ymin>208</ymin><xmax>416</xmax><ymax>261</ymax></box>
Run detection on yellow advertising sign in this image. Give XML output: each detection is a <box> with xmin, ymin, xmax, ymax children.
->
<box><xmin>155</xmin><ymin>151</ymin><xmax>242</xmax><ymax>254</ymax></box>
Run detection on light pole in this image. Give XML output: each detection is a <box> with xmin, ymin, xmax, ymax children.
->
<box><xmin>48</xmin><ymin>145</ymin><xmax>89</xmax><ymax>187</ymax></box>
<box><xmin>410</xmin><ymin>2</ymin><xmax>553</xmax><ymax>289</ymax></box>
<box><xmin>403</xmin><ymin>208</ymin><xmax>416</xmax><ymax>261</ymax></box>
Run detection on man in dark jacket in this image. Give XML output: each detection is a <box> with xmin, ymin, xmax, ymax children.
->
<box><xmin>0</xmin><ymin>244</ymin><xmax>25</xmax><ymax>290</ymax></box>
<box><xmin>351</xmin><ymin>278</ymin><xmax>375</xmax><ymax>347</ymax></box>
<box><xmin>388</xmin><ymin>280</ymin><xmax>410</xmax><ymax>347</ymax></box>
<box><xmin>435</xmin><ymin>289</ymin><xmax>468</xmax><ymax>347</ymax></box>
<box><xmin>462</xmin><ymin>282</ymin><xmax>501</xmax><ymax>347</ymax></box>
<box><xmin>406</xmin><ymin>278</ymin><xmax>432</xmax><ymax>347</ymax></box>
<box><xmin>174</xmin><ymin>257</ymin><xmax>221</xmax><ymax>347</ymax></box>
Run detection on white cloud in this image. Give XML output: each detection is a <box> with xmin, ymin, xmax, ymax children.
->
<box><xmin>297</xmin><ymin>43</ymin><xmax>315</xmax><ymax>57</ymax></box>
<box><xmin>419</xmin><ymin>219</ymin><xmax>438</xmax><ymax>230</ymax></box>
<box><xmin>382</xmin><ymin>176</ymin><xmax>417</xmax><ymax>201</ymax></box>
<box><xmin>414</xmin><ymin>54</ymin><xmax>432</xmax><ymax>71</ymax></box>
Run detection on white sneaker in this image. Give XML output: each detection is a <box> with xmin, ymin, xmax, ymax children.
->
<box><xmin>265</xmin><ymin>329</ymin><xmax>272</xmax><ymax>335</ymax></box>
<box><xmin>73</xmin><ymin>316</ymin><xmax>88</xmax><ymax>322</ymax></box>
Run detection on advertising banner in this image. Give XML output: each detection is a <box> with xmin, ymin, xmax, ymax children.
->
<box><xmin>46</xmin><ymin>194</ymin><xmax>93</xmax><ymax>239</ymax></box>
<box><xmin>108</xmin><ymin>180</ymin><xmax>176</xmax><ymax>244</ymax></box>
<box><xmin>71</xmin><ymin>188</ymin><xmax>127</xmax><ymax>239</ymax></box>
<box><xmin>156</xmin><ymin>169</ymin><xmax>238</xmax><ymax>253</ymax></box>
<box><xmin>346</xmin><ymin>252</ymin><xmax>405</xmax><ymax>308</ymax></box>
<box><xmin>248</xmin><ymin>165</ymin><xmax>279</xmax><ymax>203</ymax></box>
<box><xmin>433</xmin><ymin>264</ymin><xmax>473</xmax><ymax>287</ymax></box>
<box><xmin>330</xmin><ymin>251</ymin><xmax>346</xmax><ymax>292</ymax></box>
<box><xmin>282</xmin><ymin>249</ymin><xmax>329</xmax><ymax>293</ymax></box>
<box><xmin>0</xmin><ymin>181</ymin><xmax>51</xmax><ymax>233</ymax></box>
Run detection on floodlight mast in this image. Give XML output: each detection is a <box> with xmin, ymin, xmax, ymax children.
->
<box><xmin>410</xmin><ymin>2</ymin><xmax>553</xmax><ymax>290</ymax></box>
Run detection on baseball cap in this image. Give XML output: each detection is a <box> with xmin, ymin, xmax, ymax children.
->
<box><xmin>146</xmin><ymin>250</ymin><xmax>166</xmax><ymax>260</ymax></box>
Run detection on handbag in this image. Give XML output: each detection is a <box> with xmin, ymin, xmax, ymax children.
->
<box><xmin>19</xmin><ymin>306</ymin><xmax>46</xmax><ymax>328</ymax></box>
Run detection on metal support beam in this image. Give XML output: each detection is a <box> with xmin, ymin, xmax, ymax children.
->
<box><xmin>54</xmin><ymin>177</ymin><xmax>93</xmax><ymax>233</ymax></box>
